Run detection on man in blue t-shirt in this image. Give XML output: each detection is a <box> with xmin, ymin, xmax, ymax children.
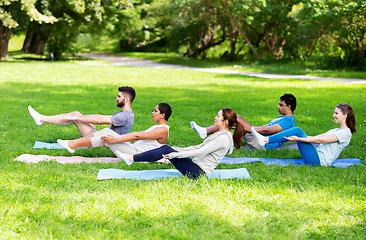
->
<box><xmin>28</xmin><ymin>86</ymin><xmax>135</xmax><ymax>138</ymax></box>
<box><xmin>190</xmin><ymin>93</ymin><xmax>297</xmax><ymax>150</ymax></box>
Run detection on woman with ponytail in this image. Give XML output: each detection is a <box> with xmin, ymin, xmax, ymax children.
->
<box><xmin>251</xmin><ymin>103</ymin><xmax>356</xmax><ymax>166</ymax></box>
<box><xmin>116</xmin><ymin>108</ymin><xmax>244</xmax><ymax>179</ymax></box>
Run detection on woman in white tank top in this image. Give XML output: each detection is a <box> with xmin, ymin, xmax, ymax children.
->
<box><xmin>57</xmin><ymin>103</ymin><xmax>172</xmax><ymax>157</ymax></box>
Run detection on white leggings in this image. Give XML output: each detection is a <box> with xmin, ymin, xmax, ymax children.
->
<box><xmin>91</xmin><ymin>128</ymin><xmax>141</xmax><ymax>155</ymax></box>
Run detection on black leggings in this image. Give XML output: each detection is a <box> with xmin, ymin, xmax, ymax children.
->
<box><xmin>133</xmin><ymin>145</ymin><xmax>204</xmax><ymax>179</ymax></box>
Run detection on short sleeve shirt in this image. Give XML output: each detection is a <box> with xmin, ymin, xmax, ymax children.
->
<box><xmin>316</xmin><ymin>128</ymin><xmax>352</xmax><ymax>166</ymax></box>
<box><xmin>108</xmin><ymin>111</ymin><xmax>134</xmax><ymax>135</ymax></box>
<box><xmin>265</xmin><ymin>116</ymin><xmax>295</xmax><ymax>149</ymax></box>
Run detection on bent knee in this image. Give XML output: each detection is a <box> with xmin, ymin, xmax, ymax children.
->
<box><xmin>69</xmin><ymin>111</ymin><xmax>83</xmax><ymax>117</ymax></box>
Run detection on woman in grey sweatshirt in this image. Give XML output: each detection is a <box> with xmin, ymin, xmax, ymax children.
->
<box><xmin>116</xmin><ymin>108</ymin><xmax>244</xmax><ymax>179</ymax></box>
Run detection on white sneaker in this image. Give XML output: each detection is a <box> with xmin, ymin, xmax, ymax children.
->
<box><xmin>251</xmin><ymin>127</ymin><xmax>266</xmax><ymax>147</ymax></box>
<box><xmin>190</xmin><ymin>121</ymin><xmax>207</xmax><ymax>139</ymax></box>
<box><xmin>28</xmin><ymin>105</ymin><xmax>43</xmax><ymax>125</ymax></box>
<box><xmin>57</xmin><ymin>139</ymin><xmax>75</xmax><ymax>153</ymax></box>
<box><xmin>115</xmin><ymin>151</ymin><xmax>133</xmax><ymax>165</ymax></box>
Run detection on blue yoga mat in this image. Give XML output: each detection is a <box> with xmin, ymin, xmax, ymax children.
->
<box><xmin>220</xmin><ymin>157</ymin><xmax>363</xmax><ymax>168</ymax></box>
<box><xmin>33</xmin><ymin>141</ymin><xmax>64</xmax><ymax>149</ymax></box>
<box><xmin>97</xmin><ymin>168</ymin><xmax>251</xmax><ymax>180</ymax></box>
<box><xmin>33</xmin><ymin>141</ymin><xmax>87</xmax><ymax>150</ymax></box>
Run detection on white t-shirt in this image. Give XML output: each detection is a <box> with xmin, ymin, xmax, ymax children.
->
<box><xmin>316</xmin><ymin>128</ymin><xmax>352</xmax><ymax>166</ymax></box>
<box><xmin>132</xmin><ymin>125</ymin><xmax>170</xmax><ymax>152</ymax></box>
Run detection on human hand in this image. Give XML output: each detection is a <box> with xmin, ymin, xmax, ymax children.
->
<box><xmin>101</xmin><ymin>135</ymin><xmax>117</xmax><ymax>143</ymax></box>
<box><xmin>284</xmin><ymin>136</ymin><xmax>299</xmax><ymax>142</ymax></box>
<box><xmin>162</xmin><ymin>154</ymin><xmax>170</xmax><ymax>159</ymax></box>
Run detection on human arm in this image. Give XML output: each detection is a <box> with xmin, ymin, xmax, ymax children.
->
<box><xmin>254</xmin><ymin>116</ymin><xmax>294</xmax><ymax>135</ymax></box>
<box><xmin>253</xmin><ymin>124</ymin><xmax>282</xmax><ymax>135</ymax></box>
<box><xmin>101</xmin><ymin>127</ymin><xmax>168</xmax><ymax>144</ymax></box>
<box><xmin>171</xmin><ymin>143</ymin><xmax>205</xmax><ymax>152</ymax></box>
<box><xmin>284</xmin><ymin>134</ymin><xmax>338</xmax><ymax>144</ymax></box>
<box><xmin>167</xmin><ymin>135</ymin><xmax>229</xmax><ymax>159</ymax></box>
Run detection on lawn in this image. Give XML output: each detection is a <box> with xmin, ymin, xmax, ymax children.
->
<box><xmin>1</xmin><ymin>55</ymin><xmax>366</xmax><ymax>239</ymax></box>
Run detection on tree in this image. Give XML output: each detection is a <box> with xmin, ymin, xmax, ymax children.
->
<box><xmin>219</xmin><ymin>0</ymin><xmax>261</xmax><ymax>60</ymax></box>
<box><xmin>0</xmin><ymin>0</ymin><xmax>56</xmax><ymax>59</ymax></box>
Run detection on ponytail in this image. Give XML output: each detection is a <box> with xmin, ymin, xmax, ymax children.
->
<box><xmin>336</xmin><ymin>103</ymin><xmax>356</xmax><ymax>134</ymax></box>
<box><xmin>222</xmin><ymin>108</ymin><xmax>244</xmax><ymax>149</ymax></box>
<box><xmin>233</xmin><ymin>121</ymin><xmax>244</xmax><ymax>149</ymax></box>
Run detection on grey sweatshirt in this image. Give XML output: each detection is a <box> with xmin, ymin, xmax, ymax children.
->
<box><xmin>169</xmin><ymin>130</ymin><xmax>234</xmax><ymax>175</ymax></box>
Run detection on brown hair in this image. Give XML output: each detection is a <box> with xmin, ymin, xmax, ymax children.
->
<box><xmin>336</xmin><ymin>103</ymin><xmax>356</xmax><ymax>134</ymax></box>
<box><xmin>222</xmin><ymin>108</ymin><xmax>244</xmax><ymax>149</ymax></box>
<box><xmin>118</xmin><ymin>86</ymin><xmax>136</xmax><ymax>103</ymax></box>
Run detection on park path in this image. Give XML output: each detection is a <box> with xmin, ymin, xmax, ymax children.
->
<box><xmin>77</xmin><ymin>52</ymin><xmax>366</xmax><ymax>84</ymax></box>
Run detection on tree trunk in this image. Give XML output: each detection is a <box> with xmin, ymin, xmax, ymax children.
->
<box><xmin>26</xmin><ymin>24</ymin><xmax>50</xmax><ymax>54</ymax></box>
<box><xmin>22</xmin><ymin>30</ymin><xmax>34</xmax><ymax>52</ymax></box>
<box><xmin>29</xmin><ymin>32</ymin><xmax>48</xmax><ymax>54</ymax></box>
<box><xmin>219</xmin><ymin>0</ymin><xmax>261</xmax><ymax>60</ymax></box>
<box><xmin>0</xmin><ymin>20</ymin><xmax>12</xmax><ymax>59</ymax></box>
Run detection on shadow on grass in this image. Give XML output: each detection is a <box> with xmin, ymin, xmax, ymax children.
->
<box><xmin>2</xmin><ymin>163</ymin><xmax>365</xmax><ymax>239</ymax></box>
<box><xmin>5</xmin><ymin>51</ymin><xmax>88</xmax><ymax>63</ymax></box>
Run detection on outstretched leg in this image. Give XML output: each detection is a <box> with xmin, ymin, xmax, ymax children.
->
<box><xmin>191</xmin><ymin>115</ymin><xmax>252</xmax><ymax>139</ymax></box>
<box><xmin>28</xmin><ymin>106</ymin><xmax>97</xmax><ymax>137</ymax></box>
<box><xmin>252</xmin><ymin>127</ymin><xmax>320</xmax><ymax>166</ymax></box>
<box><xmin>237</xmin><ymin>115</ymin><xmax>252</xmax><ymax>134</ymax></box>
<box><xmin>119</xmin><ymin>145</ymin><xmax>204</xmax><ymax>179</ymax></box>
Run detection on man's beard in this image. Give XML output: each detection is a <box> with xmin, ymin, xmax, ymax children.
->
<box><xmin>117</xmin><ymin>100</ymin><xmax>125</xmax><ymax>108</ymax></box>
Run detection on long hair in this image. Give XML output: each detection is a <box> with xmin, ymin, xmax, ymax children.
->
<box><xmin>336</xmin><ymin>103</ymin><xmax>356</xmax><ymax>134</ymax></box>
<box><xmin>222</xmin><ymin>108</ymin><xmax>244</xmax><ymax>149</ymax></box>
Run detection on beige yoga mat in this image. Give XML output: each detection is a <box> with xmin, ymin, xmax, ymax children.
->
<box><xmin>14</xmin><ymin>154</ymin><xmax>171</xmax><ymax>164</ymax></box>
<box><xmin>14</xmin><ymin>154</ymin><xmax>121</xmax><ymax>164</ymax></box>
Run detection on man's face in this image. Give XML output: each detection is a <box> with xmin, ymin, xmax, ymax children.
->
<box><xmin>277</xmin><ymin>100</ymin><xmax>290</xmax><ymax>115</ymax></box>
<box><xmin>116</xmin><ymin>92</ymin><xmax>126</xmax><ymax>108</ymax></box>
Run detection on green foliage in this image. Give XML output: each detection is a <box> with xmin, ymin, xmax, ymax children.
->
<box><xmin>43</xmin><ymin>0</ymin><xmax>105</xmax><ymax>59</ymax></box>
<box><xmin>0</xmin><ymin>57</ymin><xmax>366</xmax><ymax>238</ymax></box>
<box><xmin>0</xmin><ymin>0</ymin><xmax>56</xmax><ymax>28</ymax></box>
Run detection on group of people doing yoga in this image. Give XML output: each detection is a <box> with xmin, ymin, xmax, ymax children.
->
<box><xmin>28</xmin><ymin>86</ymin><xmax>357</xmax><ymax>179</ymax></box>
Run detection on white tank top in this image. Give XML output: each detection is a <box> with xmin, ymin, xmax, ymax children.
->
<box><xmin>132</xmin><ymin>125</ymin><xmax>170</xmax><ymax>152</ymax></box>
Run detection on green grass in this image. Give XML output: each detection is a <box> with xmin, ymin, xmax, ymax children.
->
<box><xmin>8</xmin><ymin>35</ymin><xmax>25</xmax><ymax>52</ymax></box>
<box><xmin>1</xmin><ymin>54</ymin><xmax>366</xmax><ymax>239</ymax></box>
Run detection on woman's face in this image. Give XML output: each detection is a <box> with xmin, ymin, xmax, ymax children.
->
<box><xmin>214</xmin><ymin>110</ymin><xmax>225</xmax><ymax>128</ymax></box>
<box><xmin>152</xmin><ymin>105</ymin><xmax>164</xmax><ymax>122</ymax></box>
<box><xmin>333</xmin><ymin>107</ymin><xmax>347</xmax><ymax>124</ymax></box>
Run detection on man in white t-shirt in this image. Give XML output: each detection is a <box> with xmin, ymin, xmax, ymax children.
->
<box><xmin>28</xmin><ymin>86</ymin><xmax>135</xmax><ymax>137</ymax></box>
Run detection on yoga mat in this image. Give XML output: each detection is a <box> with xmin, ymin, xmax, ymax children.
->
<box><xmin>33</xmin><ymin>141</ymin><xmax>87</xmax><ymax>150</ymax></box>
<box><xmin>15</xmin><ymin>154</ymin><xmax>362</xmax><ymax>168</ymax></box>
<box><xmin>220</xmin><ymin>157</ymin><xmax>363</xmax><ymax>168</ymax></box>
<box><xmin>35</xmin><ymin>141</ymin><xmax>302</xmax><ymax>151</ymax></box>
<box><xmin>33</xmin><ymin>141</ymin><xmax>64</xmax><ymax>149</ymax></box>
<box><xmin>13</xmin><ymin>154</ymin><xmax>168</xmax><ymax>164</ymax></box>
<box><xmin>14</xmin><ymin>154</ymin><xmax>121</xmax><ymax>164</ymax></box>
<box><xmin>97</xmin><ymin>168</ymin><xmax>251</xmax><ymax>180</ymax></box>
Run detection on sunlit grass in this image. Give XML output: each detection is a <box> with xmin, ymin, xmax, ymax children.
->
<box><xmin>0</xmin><ymin>58</ymin><xmax>365</xmax><ymax>239</ymax></box>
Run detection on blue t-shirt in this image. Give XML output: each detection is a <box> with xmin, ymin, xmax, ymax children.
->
<box><xmin>108</xmin><ymin>111</ymin><xmax>134</xmax><ymax>135</ymax></box>
<box><xmin>265</xmin><ymin>116</ymin><xmax>295</xmax><ymax>149</ymax></box>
